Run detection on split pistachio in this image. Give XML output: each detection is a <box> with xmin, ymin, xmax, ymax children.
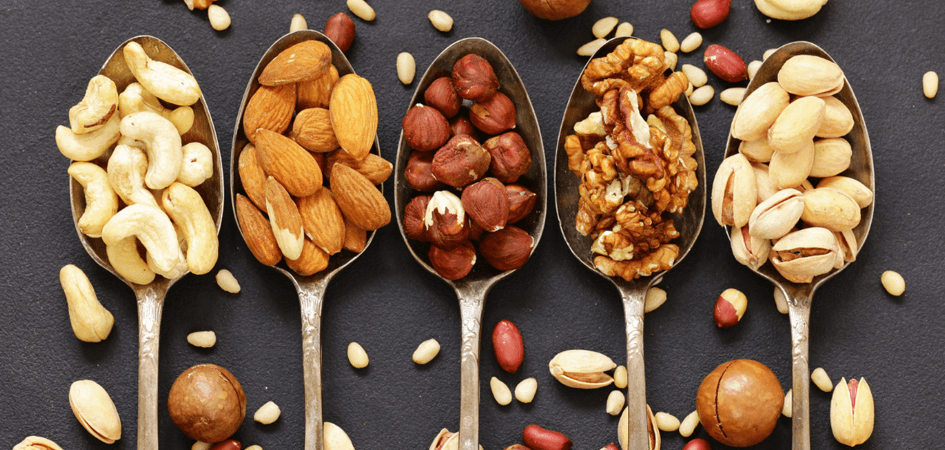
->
<box><xmin>770</xmin><ymin>227</ymin><xmax>840</xmax><ymax>283</ymax></box>
<box><xmin>834</xmin><ymin>229</ymin><xmax>859</xmax><ymax>266</ymax></box>
<box><xmin>767</xmin><ymin>96</ymin><xmax>826</xmax><ymax>154</ymax></box>
<box><xmin>548</xmin><ymin>349</ymin><xmax>616</xmax><ymax>389</ymax></box>
<box><xmin>13</xmin><ymin>436</ymin><xmax>64</xmax><ymax>450</ymax></box>
<box><xmin>801</xmin><ymin>188</ymin><xmax>861</xmax><ymax>232</ymax></box>
<box><xmin>618</xmin><ymin>405</ymin><xmax>661</xmax><ymax>450</ymax></box>
<box><xmin>711</xmin><ymin>153</ymin><xmax>757</xmax><ymax>228</ymax></box>
<box><xmin>428</xmin><ymin>429</ymin><xmax>484</xmax><ymax>450</ymax></box>
<box><xmin>748</xmin><ymin>188</ymin><xmax>804</xmax><ymax>240</ymax></box>
<box><xmin>731</xmin><ymin>225</ymin><xmax>771</xmax><ymax>270</ymax></box>
<box><xmin>830</xmin><ymin>377</ymin><xmax>874</xmax><ymax>446</ymax></box>
<box><xmin>69</xmin><ymin>380</ymin><xmax>122</xmax><ymax>444</ymax></box>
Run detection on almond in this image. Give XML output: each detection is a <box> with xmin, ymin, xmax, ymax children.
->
<box><xmin>330</xmin><ymin>164</ymin><xmax>390</xmax><ymax>230</ymax></box>
<box><xmin>325</xmin><ymin>150</ymin><xmax>392</xmax><ymax>185</ymax></box>
<box><xmin>235</xmin><ymin>194</ymin><xmax>282</xmax><ymax>266</ymax></box>
<box><xmin>258</xmin><ymin>40</ymin><xmax>332</xmax><ymax>86</ymax></box>
<box><xmin>343</xmin><ymin>216</ymin><xmax>367</xmax><ymax>253</ymax></box>
<box><xmin>292</xmin><ymin>107</ymin><xmax>338</xmax><ymax>153</ymax></box>
<box><xmin>255</xmin><ymin>128</ymin><xmax>323</xmax><ymax>197</ymax></box>
<box><xmin>286</xmin><ymin>238</ymin><xmax>330</xmax><ymax>276</ymax></box>
<box><xmin>265</xmin><ymin>177</ymin><xmax>305</xmax><ymax>260</ymax></box>
<box><xmin>329</xmin><ymin>74</ymin><xmax>378</xmax><ymax>161</ymax></box>
<box><xmin>238</xmin><ymin>143</ymin><xmax>268</xmax><ymax>211</ymax></box>
<box><xmin>297</xmin><ymin>65</ymin><xmax>339</xmax><ymax>110</ymax></box>
<box><xmin>243</xmin><ymin>83</ymin><xmax>296</xmax><ymax>143</ymax></box>
<box><xmin>298</xmin><ymin>189</ymin><xmax>345</xmax><ymax>255</ymax></box>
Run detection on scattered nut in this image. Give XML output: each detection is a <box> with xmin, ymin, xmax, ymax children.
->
<box><xmin>518</xmin><ymin>0</ymin><xmax>591</xmax><ymax>20</ymax></box>
<box><xmin>168</xmin><ymin>364</ymin><xmax>246</xmax><ymax>443</ymax></box>
<box><xmin>209</xmin><ymin>439</ymin><xmax>240</xmax><ymax>450</ymax></box>
<box><xmin>69</xmin><ymin>380</ymin><xmax>122</xmax><ymax>444</ymax></box>
<box><xmin>245</xmin><ymin>446</ymin><xmax>262</xmax><ymax>450</ymax></box>
<box><xmin>397</xmin><ymin>52</ymin><xmax>416</xmax><ymax>85</ymax></box>
<box><xmin>811</xmin><ymin>367</ymin><xmax>833</xmax><ymax>392</ymax></box>
<box><xmin>690</xmin><ymin>0</ymin><xmax>732</xmax><ymax>28</ymax></box>
<box><xmin>412</xmin><ymin>338</ymin><xmax>441</xmax><ymax>364</ymax></box>
<box><xmin>207</xmin><ymin>5</ymin><xmax>231</xmax><ymax>31</ymax></box>
<box><xmin>689</xmin><ymin>85</ymin><xmax>714</xmax><ymax>106</ymax></box>
<box><xmin>763</xmin><ymin>48</ymin><xmax>777</xmax><ymax>60</ymax></box>
<box><xmin>679</xmin><ymin>410</ymin><xmax>700</xmax><ymax>437</ymax></box>
<box><xmin>782</xmin><ymin>388</ymin><xmax>793</xmax><ymax>417</ymax></box>
<box><xmin>747</xmin><ymin>60</ymin><xmax>763</xmax><ymax>79</ymax></box>
<box><xmin>923</xmin><ymin>71</ymin><xmax>939</xmax><ymax>98</ymax></box>
<box><xmin>755</xmin><ymin>0</ymin><xmax>828</xmax><ymax>21</ymax></box>
<box><xmin>679</xmin><ymin>32</ymin><xmax>703</xmax><ymax>53</ymax></box>
<box><xmin>696</xmin><ymin>359</ymin><xmax>783</xmax><ymax>447</ymax></box>
<box><xmin>549</xmin><ymin>349</ymin><xmax>615</xmax><ymax>389</ymax></box>
<box><xmin>614</xmin><ymin>22</ymin><xmax>633</xmax><ymax>37</ymax></box>
<box><xmin>216</xmin><ymin>269</ymin><xmax>241</xmax><ymax>293</ymax></box>
<box><xmin>193</xmin><ymin>442</ymin><xmax>211</xmax><ymax>450</ymax></box>
<box><xmin>253</xmin><ymin>401</ymin><xmax>281</xmax><ymax>425</ymax></box>
<box><xmin>660</xmin><ymin>29</ymin><xmax>680</xmax><ymax>52</ymax></box>
<box><xmin>704</xmin><ymin>44</ymin><xmax>748</xmax><ymax>82</ymax></box>
<box><xmin>592</xmin><ymin>17</ymin><xmax>619</xmax><ymax>38</ymax></box>
<box><xmin>613</xmin><ymin>365</ymin><xmax>628</xmax><ymax>389</ymax></box>
<box><xmin>347</xmin><ymin>342</ymin><xmax>369</xmax><ymax>368</ymax></box>
<box><xmin>523</xmin><ymin>424</ymin><xmax>573</xmax><ymax>450</ymax></box>
<box><xmin>682</xmin><ymin>438</ymin><xmax>712</xmax><ymax>450</ymax></box>
<box><xmin>13</xmin><ymin>437</ymin><xmax>65</xmax><ymax>450</ymax></box>
<box><xmin>881</xmin><ymin>270</ymin><xmax>905</xmax><ymax>296</ymax></box>
<box><xmin>490</xmin><ymin>377</ymin><xmax>513</xmax><ymax>406</ymax></box>
<box><xmin>577</xmin><ymin>38</ymin><xmax>607</xmax><ymax>57</ymax></box>
<box><xmin>325</xmin><ymin>12</ymin><xmax>356</xmax><ymax>53</ymax></box>
<box><xmin>290</xmin><ymin>13</ymin><xmax>308</xmax><ymax>32</ymax></box>
<box><xmin>428</xmin><ymin>10</ymin><xmax>453</xmax><ymax>32</ymax></box>
<box><xmin>187</xmin><ymin>331</ymin><xmax>217</xmax><ymax>348</ymax></box>
<box><xmin>655</xmin><ymin>411</ymin><xmax>680</xmax><ymax>432</ymax></box>
<box><xmin>644</xmin><ymin>287</ymin><xmax>667</xmax><ymax>313</ymax></box>
<box><xmin>514</xmin><ymin>377</ymin><xmax>538</xmax><ymax>403</ymax></box>
<box><xmin>606</xmin><ymin>390</ymin><xmax>625</xmax><ymax>416</ymax></box>
<box><xmin>618</xmin><ymin>405</ymin><xmax>660</xmax><ymax>450</ymax></box>
<box><xmin>773</xmin><ymin>286</ymin><xmax>788</xmax><ymax>314</ymax></box>
<box><xmin>60</xmin><ymin>264</ymin><xmax>114</xmax><ymax>343</ymax></box>
<box><xmin>720</xmin><ymin>87</ymin><xmax>746</xmax><ymax>106</ymax></box>
<box><xmin>830</xmin><ymin>377</ymin><xmax>874</xmax><ymax>446</ymax></box>
<box><xmin>492</xmin><ymin>319</ymin><xmax>525</xmax><ymax>373</ymax></box>
<box><xmin>681</xmin><ymin>64</ymin><xmax>707</xmax><ymax>88</ymax></box>
<box><xmin>346</xmin><ymin>0</ymin><xmax>375</xmax><ymax>21</ymax></box>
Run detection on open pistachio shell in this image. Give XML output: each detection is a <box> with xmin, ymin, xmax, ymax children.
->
<box><xmin>731</xmin><ymin>225</ymin><xmax>771</xmax><ymax>270</ymax></box>
<box><xmin>618</xmin><ymin>404</ymin><xmax>660</xmax><ymax>450</ymax></box>
<box><xmin>13</xmin><ymin>437</ymin><xmax>65</xmax><ymax>450</ymax></box>
<box><xmin>711</xmin><ymin>153</ymin><xmax>757</xmax><ymax>228</ymax></box>
<box><xmin>748</xmin><ymin>188</ymin><xmax>804</xmax><ymax>239</ymax></box>
<box><xmin>770</xmin><ymin>227</ymin><xmax>840</xmax><ymax>282</ymax></box>
<box><xmin>830</xmin><ymin>377</ymin><xmax>874</xmax><ymax>446</ymax></box>
<box><xmin>429</xmin><ymin>429</ymin><xmax>483</xmax><ymax>450</ymax></box>
<box><xmin>69</xmin><ymin>380</ymin><xmax>122</xmax><ymax>444</ymax></box>
<box><xmin>549</xmin><ymin>349</ymin><xmax>616</xmax><ymax>389</ymax></box>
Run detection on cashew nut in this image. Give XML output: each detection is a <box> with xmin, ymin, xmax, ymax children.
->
<box><xmin>69</xmin><ymin>75</ymin><xmax>119</xmax><ymax>134</ymax></box>
<box><xmin>117</xmin><ymin>135</ymin><xmax>146</xmax><ymax>150</ymax></box>
<box><xmin>178</xmin><ymin>142</ymin><xmax>214</xmax><ymax>187</ymax></box>
<box><xmin>123</xmin><ymin>42</ymin><xmax>201</xmax><ymax>106</ymax></box>
<box><xmin>146</xmin><ymin>250</ymin><xmax>188</xmax><ymax>279</ymax></box>
<box><xmin>119</xmin><ymin>82</ymin><xmax>194</xmax><ymax>135</ymax></box>
<box><xmin>119</xmin><ymin>111</ymin><xmax>182</xmax><ymax>190</ymax></box>
<box><xmin>106</xmin><ymin>237</ymin><xmax>156</xmax><ymax>285</ymax></box>
<box><xmin>56</xmin><ymin>112</ymin><xmax>120</xmax><ymax>161</ymax></box>
<box><xmin>162</xmin><ymin>182</ymin><xmax>219</xmax><ymax>275</ymax></box>
<box><xmin>107</xmin><ymin>144</ymin><xmax>161</xmax><ymax>209</ymax></box>
<box><xmin>68</xmin><ymin>162</ymin><xmax>119</xmax><ymax>238</ymax></box>
<box><xmin>59</xmin><ymin>264</ymin><xmax>114</xmax><ymax>342</ymax></box>
<box><xmin>102</xmin><ymin>204</ymin><xmax>186</xmax><ymax>277</ymax></box>
<box><xmin>754</xmin><ymin>0</ymin><xmax>828</xmax><ymax>20</ymax></box>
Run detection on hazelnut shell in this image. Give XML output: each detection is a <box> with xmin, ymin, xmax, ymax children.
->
<box><xmin>696</xmin><ymin>359</ymin><xmax>783</xmax><ymax>447</ymax></box>
<box><xmin>168</xmin><ymin>364</ymin><xmax>247</xmax><ymax>443</ymax></box>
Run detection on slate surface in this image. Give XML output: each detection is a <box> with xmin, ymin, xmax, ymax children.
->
<box><xmin>1</xmin><ymin>1</ymin><xmax>943</xmax><ymax>449</ymax></box>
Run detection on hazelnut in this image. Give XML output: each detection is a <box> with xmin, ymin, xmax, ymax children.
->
<box><xmin>696</xmin><ymin>359</ymin><xmax>783</xmax><ymax>447</ymax></box>
<box><xmin>424</xmin><ymin>190</ymin><xmax>470</xmax><ymax>249</ymax></box>
<box><xmin>468</xmin><ymin>220</ymin><xmax>486</xmax><ymax>241</ymax></box>
<box><xmin>403</xmin><ymin>195</ymin><xmax>432</xmax><ymax>242</ymax></box>
<box><xmin>429</xmin><ymin>241</ymin><xmax>477</xmax><ymax>280</ymax></box>
<box><xmin>403</xmin><ymin>104</ymin><xmax>451</xmax><ymax>152</ymax></box>
<box><xmin>462</xmin><ymin>178</ymin><xmax>509</xmax><ymax>232</ymax></box>
<box><xmin>324</xmin><ymin>12</ymin><xmax>355</xmax><ymax>53</ymax></box>
<box><xmin>479</xmin><ymin>225</ymin><xmax>534</xmax><ymax>271</ymax></box>
<box><xmin>506</xmin><ymin>184</ymin><xmax>537</xmax><ymax>224</ymax></box>
<box><xmin>470</xmin><ymin>92</ymin><xmax>516</xmax><ymax>135</ymax></box>
<box><xmin>517</xmin><ymin>0</ymin><xmax>591</xmax><ymax>20</ymax></box>
<box><xmin>484</xmin><ymin>131</ymin><xmax>531</xmax><ymax>184</ymax></box>
<box><xmin>452</xmin><ymin>54</ymin><xmax>499</xmax><ymax>102</ymax></box>
<box><xmin>713</xmin><ymin>288</ymin><xmax>747</xmax><ymax>328</ymax></box>
<box><xmin>405</xmin><ymin>151</ymin><xmax>444</xmax><ymax>192</ymax></box>
<box><xmin>168</xmin><ymin>364</ymin><xmax>246</xmax><ymax>443</ymax></box>
<box><xmin>430</xmin><ymin>134</ymin><xmax>491</xmax><ymax>188</ymax></box>
<box><xmin>449</xmin><ymin>113</ymin><xmax>481</xmax><ymax>140</ymax></box>
<box><xmin>424</xmin><ymin>77</ymin><xmax>462</xmax><ymax>118</ymax></box>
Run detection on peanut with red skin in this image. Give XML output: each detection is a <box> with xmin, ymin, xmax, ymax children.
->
<box><xmin>682</xmin><ymin>438</ymin><xmax>712</xmax><ymax>450</ymax></box>
<box><xmin>690</xmin><ymin>0</ymin><xmax>732</xmax><ymax>29</ymax></box>
<box><xmin>209</xmin><ymin>440</ymin><xmax>240</xmax><ymax>450</ymax></box>
<box><xmin>704</xmin><ymin>44</ymin><xmax>748</xmax><ymax>82</ymax></box>
<box><xmin>522</xmin><ymin>424</ymin><xmax>572</xmax><ymax>450</ymax></box>
<box><xmin>492</xmin><ymin>320</ymin><xmax>524</xmax><ymax>373</ymax></box>
<box><xmin>324</xmin><ymin>13</ymin><xmax>355</xmax><ymax>53</ymax></box>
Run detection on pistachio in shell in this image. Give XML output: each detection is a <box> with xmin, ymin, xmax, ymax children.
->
<box><xmin>548</xmin><ymin>349</ymin><xmax>616</xmax><ymax>388</ymax></box>
<box><xmin>69</xmin><ymin>380</ymin><xmax>122</xmax><ymax>444</ymax></box>
<box><xmin>168</xmin><ymin>364</ymin><xmax>246</xmax><ymax>443</ymax></box>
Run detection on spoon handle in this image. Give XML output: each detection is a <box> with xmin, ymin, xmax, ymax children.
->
<box><xmin>135</xmin><ymin>285</ymin><xmax>166</xmax><ymax>450</ymax></box>
<box><xmin>620</xmin><ymin>289</ymin><xmax>649</xmax><ymax>450</ymax></box>
<box><xmin>787</xmin><ymin>292</ymin><xmax>813</xmax><ymax>450</ymax></box>
<box><xmin>298</xmin><ymin>281</ymin><xmax>329</xmax><ymax>450</ymax></box>
<box><xmin>457</xmin><ymin>290</ymin><xmax>485</xmax><ymax>450</ymax></box>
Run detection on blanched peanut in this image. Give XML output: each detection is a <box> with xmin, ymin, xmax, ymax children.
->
<box><xmin>881</xmin><ymin>270</ymin><xmax>905</xmax><ymax>296</ymax></box>
<box><xmin>613</xmin><ymin>365</ymin><xmax>628</xmax><ymax>389</ymax></box>
<box><xmin>679</xmin><ymin>410</ymin><xmax>700</xmax><ymax>437</ymax></box>
<box><xmin>254</xmin><ymin>401</ymin><xmax>281</xmax><ymax>424</ymax></box>
<box><xmin>490</xmin><ymin>377</ymin><xmax>512</xmax><ymax>406</ymax></box>
<box><xmin>660</xmin><ymin>29</ymin><xmax>679</xmax><ymax>52</ymax></box>
<box><xmin>514</xmin><ymin>378</ymin><xmax>538</xmax><ymax>403</ymax></box>
<box><xmin>655</xmin><ymin>412</ymin><xmax>680</xmax><ymax>432</ymax></box>
<box><xmin>924</xmin><ymin>71</ymin><xmax>939</xmax><ymax>98</ymax></box>
<box><xmin>811</xmin><ymin>367</ymin><xmax>833</xmax><ymax>392</ymax></box>
<box><xmin>606</xmin><ymin>390</ymin><xmax>625</xmax><ymax>415</ymax></box>
<box><xmin>215</xmin><ymin>269</ymin><xmax>241</xmax><ymax>293</ymax></box>
<box><xmin>412</xmin><ymin>339</ymin><xmax>440</xmax><ymax>364</ymax></box>
<box><xmin>187</xmin><ymin>331</ymin><xmax>216</xmax><ymax>348</ymax></box>
<box><xmin>347</xmin><ymin>342</ymin><xmax>369</xmax><ymax>368</ymax></box>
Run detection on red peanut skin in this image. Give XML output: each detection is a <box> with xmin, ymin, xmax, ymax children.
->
<box><xmin>704</xmin><ymin>45</ymin><xmax>748</xmax><ymax>83</ymax></box>
<box><xmin>492</xmin><ymin>320</ymin><xmax>524</xmax><ymax>373</ymax></box>
<box><xmin>682</xmin><ymin>438</ymin><xmax>712</xmax><ymax>450</ymax></box>
<box><xmin>600</xmin><ymin>444</ymin><xmax>620</xmax><ymax>450</ymax></box>
<box><xmin>690</xmin><ymin>0</ymin><xmax>732</xmax><ymax>29</ymax></box>
<box><xmin>522</xmin><ymin>424</ymin><xmax>572</xmax><ymax>450</ymax></box>
<box><xmin>324</xmin><ymin>13</ymin><xmax>355</xmax><ymax>53</ymax></box>
<box><xmin>209</xmin><ymin>440</ymin><xmax>241</xmax><ymax>450</ymax></box>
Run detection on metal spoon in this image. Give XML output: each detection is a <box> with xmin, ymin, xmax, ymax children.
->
<box><xmin>721</xmin><ymin>41</ymin><xmax>874</xmax><ymax>450</ymax></box>
<box><xmin>230</xmin><ymin>31</ymin><xmax>381</xmax><ymax>450</ymax></box>
<box><xmin>69</xmin><ymin>35</ymin><xmax>224</xmax><ymax>450</ymax></box>
<box><xmin>553</xmin><ymin>37</ymin><xmax>707</xmax><ymax>450</ymax></box>
<box><xmin>393</xmin><ymin>37</ymin><xmax>547</xmax><ymax>450</ymax></box>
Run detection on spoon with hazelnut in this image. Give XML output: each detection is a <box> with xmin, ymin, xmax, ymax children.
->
<box><xmin>68</xmin><ymin>36</ymin><xmax>224</xmax><ymax>450</ymax></box>
<box><xmin>394</xmin><ymin>38</ymin><xmax>547</xmax><ymax>450</ymax></box>
<box><xmin>554</xmin><ymin>37</ymin><xmax>706</xmax><ymax>449</ymax></box>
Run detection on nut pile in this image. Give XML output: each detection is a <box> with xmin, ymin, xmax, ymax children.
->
<box><xmin>401</xmin><ymin>53</ymin><xmax>538</xmax><ymax>280</ymax></box>
<box><xmin>712</xmin><ymin>54</ymin><xmax>872</xmax><ymax>283</ymax></box>
<box><xmin>236</xmin><ymin>39</ymin><xmax>391</xmax><ymax>275</ymax></box>
<box><xmin>56</xmin><ymin>41</ymin><xmax>219</xmax><ymax>284</ymax></box>
<box><xmin>564</xmin><ymin>38</ymin><xmax>699</xmax><ymax>281</ymax></box>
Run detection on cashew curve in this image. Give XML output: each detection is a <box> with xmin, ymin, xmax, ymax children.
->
<box><xmin>68</xmin><ymin>162</ymin><xmax>119</xmax><ymax>238</ymax></box>
<box><xmin>119</xmin><ymin>111</ymin><xmax>182</xmax><ymax>190</ymax></box>
<box><xmin>119</xmin><ymin>82</ymin><xmax>194</xmax><ymax>135</ymax></box>
<box><xmin>101</xmin><ymin>204</ymin><xmax>186</xmax><ymax>277</ymax></box>
<box><xmin>59</xmin><ymin>264</ymin><xmax>114</xmax><ymax>342</ymax></box>
<box><xmin>162</xmin><ymin>182</ymin><xmax>219</xmax><ymax>275</ymax></box>
<box><xmin>105</xmin><ymin>237</ymin><xmax>156</xmax><ymax>285</ymax></box>
<box><xmin>123</xmin><ymin>42</ymin><xmax>201</xmax><ymax>106</ymax></box>
<box><xmin>69</xmin><ymin>75</ymin><xmax>119</xmax><ymax>135</ymax></box>
<box><xmin>107</xmin><ymin>144</ymin><xmax>161</xmax><ymax>209</ymax></box>
<box><xmin>178</xmin><ymin>142</ymin><xmax>214</xmax><ymax>187</ymax></box>
<box><xmin>56</xmin><ymin>112</ymin><xmax>120</xmax><ymax>161</ymax></box>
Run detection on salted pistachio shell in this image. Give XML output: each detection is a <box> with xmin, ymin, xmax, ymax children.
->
<box><xmin>834</xmin><ymin>229</ymin><xmax>858</xmax><ymax>268</ymax></box>
<box><xmin>731</xmin><ymin>82</ymin><xmax>790</xmax><ymax>142</ymax></box>
<box><xmin>711</xmin><ymin>153</ymin><xmax>757</xmax><ymax>228</ymax></box>
<box><xmin>830</xmin><ymin>377</ymin><xmax>874</xmax><ymax>446</ymax></box>
<box><xmin>739</xmin><ymin>136</ymin><xmax>775</xmax><ymax>163</ymax></box>
<box><xmin>69</xmin><ymin>380</ymin><xmax>122</xmax><ymax>444</ymax></box>
<box><xmin>13</xmin><ymin>437</ymin><xmax>64</xmax><ymax>450</ymax></box>
<box><xmin>748</xmin><ymin>188</ymin><xmax>804</xmax><ymax>239</ymax></box>
<box><xmin>752</xmin><ymin>163</ymin><xmax>778</xmax><ymax>203</ymax></box>
<box><xmin>817</xmin><ymin>96</ymin><xmax>854</xmax><ymax>138</ymax></box>
<box><xmin>769</xmin><ymin>140</ymin><xmax>814</xmax><ymax>189</ymax></box>
<box><xmin>771</xmin><ymin>227</ymin><xmax>840</xmax><ymax>283</ymax></box>
<box><xmin>549</xmin><ymin>349</ymin><xmax>616</xmax><ymax>389</ymax></box>
<box><xmin>810</xmin><ymin>138</ymin><xmax>852</xmax><ymax>178</ymax></box>
<box><xmin>618</xmin><ymin>404</ymin><xmax>661</xmax><ymax>450</ymax></box>
<box><xmin>778</xmin><ymin>55</ymin><xmax>844</xmax><ymax>96</ymax></box>
<box><xmin>767</xmin><ymin>96</ymin><xmax>825</xmax><ymax>154</ymax></box>
<box><xmin>428</xmin><ymin>429</ymin><xmax>484</xmax><ymax>450</ymax></box>
<box><xmin>817</xmin><ymin>176</ymin><xmax>873</xmax><ymax>208</ymax></box>
<box><xmin>731</xmin><ymin>225</ymin><xmax>771</xmax><ymax>270</ymax></box>
<box><xmin>324</xmin><ymin>422</ymin><xmax>355</xmax><ymax>450</ymax></box>
<box><xmin>801</xmin><ymin>188</ymin><xmax>861</xmax><ymax>232</ymax></box>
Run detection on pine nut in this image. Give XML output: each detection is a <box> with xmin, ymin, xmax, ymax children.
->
<box><xmin>187</xmin><ymin>331</ymin><xmax>216</xmax><ymax>348</ymax></box>
<box><xmin>679</xmin><ymin>410</ymin><xmax>700</xmax><ymax>437</ymax></box>
<box><xmin>811</xmin><ymin>367</ymin><xmax>833</xmax><ymax>392</ymax></box>
<box><xmin>923</xmin><ymin>71</ymin><xmax>939</xmax><ymax>98</ymax></box>
<box><xmin>664</xmin><ymin>51</ymin><xmax>678</xmax><ymax>71</ymax></box>
<box><xmin>679</xmin><ymin>32</ymin><xmax>703</xmax><ymax>53</ymax></box>
<box><xmin>747</xmin><ymin>60</ymin><xmax>762</xmax><ymax>80</ymax></box>
<box><xmin>412</xmin><ymin>338</ymin><xmax>440</xmax><ymax>364</ymax></box>
<box><xmin>720</xmin><ymin>87</ymin><xmax>746</xmax><ymax>106</ymax></box>
<box><xmin>253</xmin><ymin>401</ymin><xmax>281</xmax><ymax>425</ymax></box>
<box><xmin>685</xmin><ymin>82</ymin><xmax>694</xmax><ymax>97</ymax></box>
<box><xmin>614</xmin><ymin>22</ymin><xmax>634</xmax><ymax>37</ymax></box>
<box><xmin>689</xmin><ymin>85</ymin><xmax>714</xmax><ymax>106</ymax></box>
<box><xmin>396</xmin><ymin>52</ymin><xmax>416</xmax><ymax>85</ymax></box>
<box><xmin>606</xmin><ymin>390</ymin><xmax>625</xmax><ymax>416</ymax></box>
<box><xmin>192</xmin><ymin>442</ymin><xmax>211</xmax><ymax>450</ymax></box>
<box><xmin>207</xmin><ymin>5</ymin><xmax>230</xmax><ymax>31</ymax></box>
<box><xmin>773</xmin><ymin>287</ymin><xmax>788</xmax><ymax>314</ymax></box>
<box><xmin>514</xmin><ymin>377</ymin><xmax>538</xmax><ymax>403</ymax></box>
<box><xmin>245</xmin><ymin>446</ymin><xmax>263</xmax><ymax>450</ymax></box>
<box><xmin>681</xmin><ymin>64</ymin><xmax>707</xmax><ymax>88</ymax></box>
<box><xmin>613</xmin><ymin>365</ymin><xmax>628</xmax><ymax>389</ymax></box>
<box><xmin>763</xmin><ymin>48</ymin><xmax>777</xmax><ymax>60</ymax></box>
<box><xmin>782</xmin><ymin>389</ymin><xmax>793</xmax><ymax>417</ymax></box>
<box><xmin>592</xmin><ymin>17</ymin><xmax>619</xmax><ymax>39</ymax></box>
<box><xmin>655</xmin><ymin>412</ymin><xmax>680</xmax><ymax>432</ymax></box>
<box><xmin>347</xmin><ymin>342</ymin><xmax>369</xmax><ymax>368</ymax></box>
<box><xmin>644</xmin><ymin>287</ymin><xmax>667</xmax><ymax>313</ymax></box>
<box><xmin>491</xmin><ymin>377</ymin><xmax>512</xmax><ymax>406</ymax></box>
<box><xmin>881</xmin><ymin>270</ymin><xmax>905</xmax><ymax>296</ymax></box>
<box><xmin>660</xmin><ymin>29</ymin><xmax>680</xmax><ymax>53</ymax></box>
<box><xmin>215</xmin><ymin>269</ymin><xmax>241</xmax><ymax>293</ymax></box>
<box><xmin>346</xmin><ymin>0</ymin><xmax>376</xmax><ymax>21</ymax></box>
<box><xmin>577</xmin><ymin>38</ymin><xmax>607</xmax><ymax>57</ymax></box>
<box><xmin>290</xmin><ymin>14</ymin><xmax>308</xmax><ymax>32</ymax></box>
<box><xmin>428</xmin><ymin>10</ymin><xmax>453</xmax><ymax>32</ymax></box>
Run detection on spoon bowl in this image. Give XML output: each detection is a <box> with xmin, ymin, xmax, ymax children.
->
<box><xmin>722</xmin><ymin>41</ymin><xmax>874</xmax><ymax>450</ymax></box>
<box><xmin>393</xmin><ymin>37</ymin><xmax>547</xmax><ymax>450</ymax></box>
<box><xmin>69</xmin><ymin>35</ymin><xmax>224</xmax><ymax>450</ymax></box>
<box><xmin>553</xmin><ymin>37</ymin><xmax>706</xmax><ymax>450</ymax></box>
<box><xmin>230</xmin><ymin>30</ymin><xmax>381</xmax><ymax>450</ymax></box>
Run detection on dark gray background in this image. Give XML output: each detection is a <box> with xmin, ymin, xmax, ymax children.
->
<box><xmin>1</xmin><ymin>0</ymin><xmax>942</xmax><ymax>449</ymax></box>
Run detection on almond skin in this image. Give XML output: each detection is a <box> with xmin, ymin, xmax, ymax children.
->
<box><xmin>298</xmin><ymin>189</ymin><xmax>346</xmax><ymax>255</ymax></box>
<box><xmin>238</xmin><ymin>143</ymin><xmax>268</xmax><ymax>211</ymax></box>
<box><xmin>329</xmin><ymin>74</ymin><xmax>378</xmax><ymax>161</ymax></box>
<box><xmin>265</xmin><ymin>177</ymin><xmax>305</xmax><ymax>260</ymax></box>
<box><xmin>492</xmin><ymin>320</ymin><xmax>524</xmax><ymax>373</ymax></box>
<box><xmin>235</xmin><ymin>194</ymin><xmax>282</xmax><ymax>266</ymax></box>
<box><xmin>325</xmin><ymin>150</ymin><xmax>392</xmax><ymax>185</ymax></box>
<box><xmin>342</xmin><ymin>216</ymin><xmax>367</xmax><ymax>253</ymax></box>
<box><xmin>243</xmin><ymin>83</ymin><xmax>296</xmax><ymax>143</ymax></box>
<box><xmin>286</xmin><ymin>238</ymin><xmax>330</xmax><ymax>276</ymax></box>
<box><xmin>292</xmin><ymin>107</ymin><xmax>338</xmax><ymax>153</ymax></box>
<box><xmin>255</xmin><ymin>129</ymin><xmax>323</xmax><ymax>197</ymax></box>
<box><xmin>258</xmin><ymin>40</ymin><xmax>332</xmax><ymax>86</ymax></box>
<box><xmin>297</xmin><ymin>65</ymin><xmax>339</xmax><ymax>110</ymax></box>
<box><xmin>330</xmin><ymin>164</ymin><xmax>390</xmax><ymax>231</ymax></box>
